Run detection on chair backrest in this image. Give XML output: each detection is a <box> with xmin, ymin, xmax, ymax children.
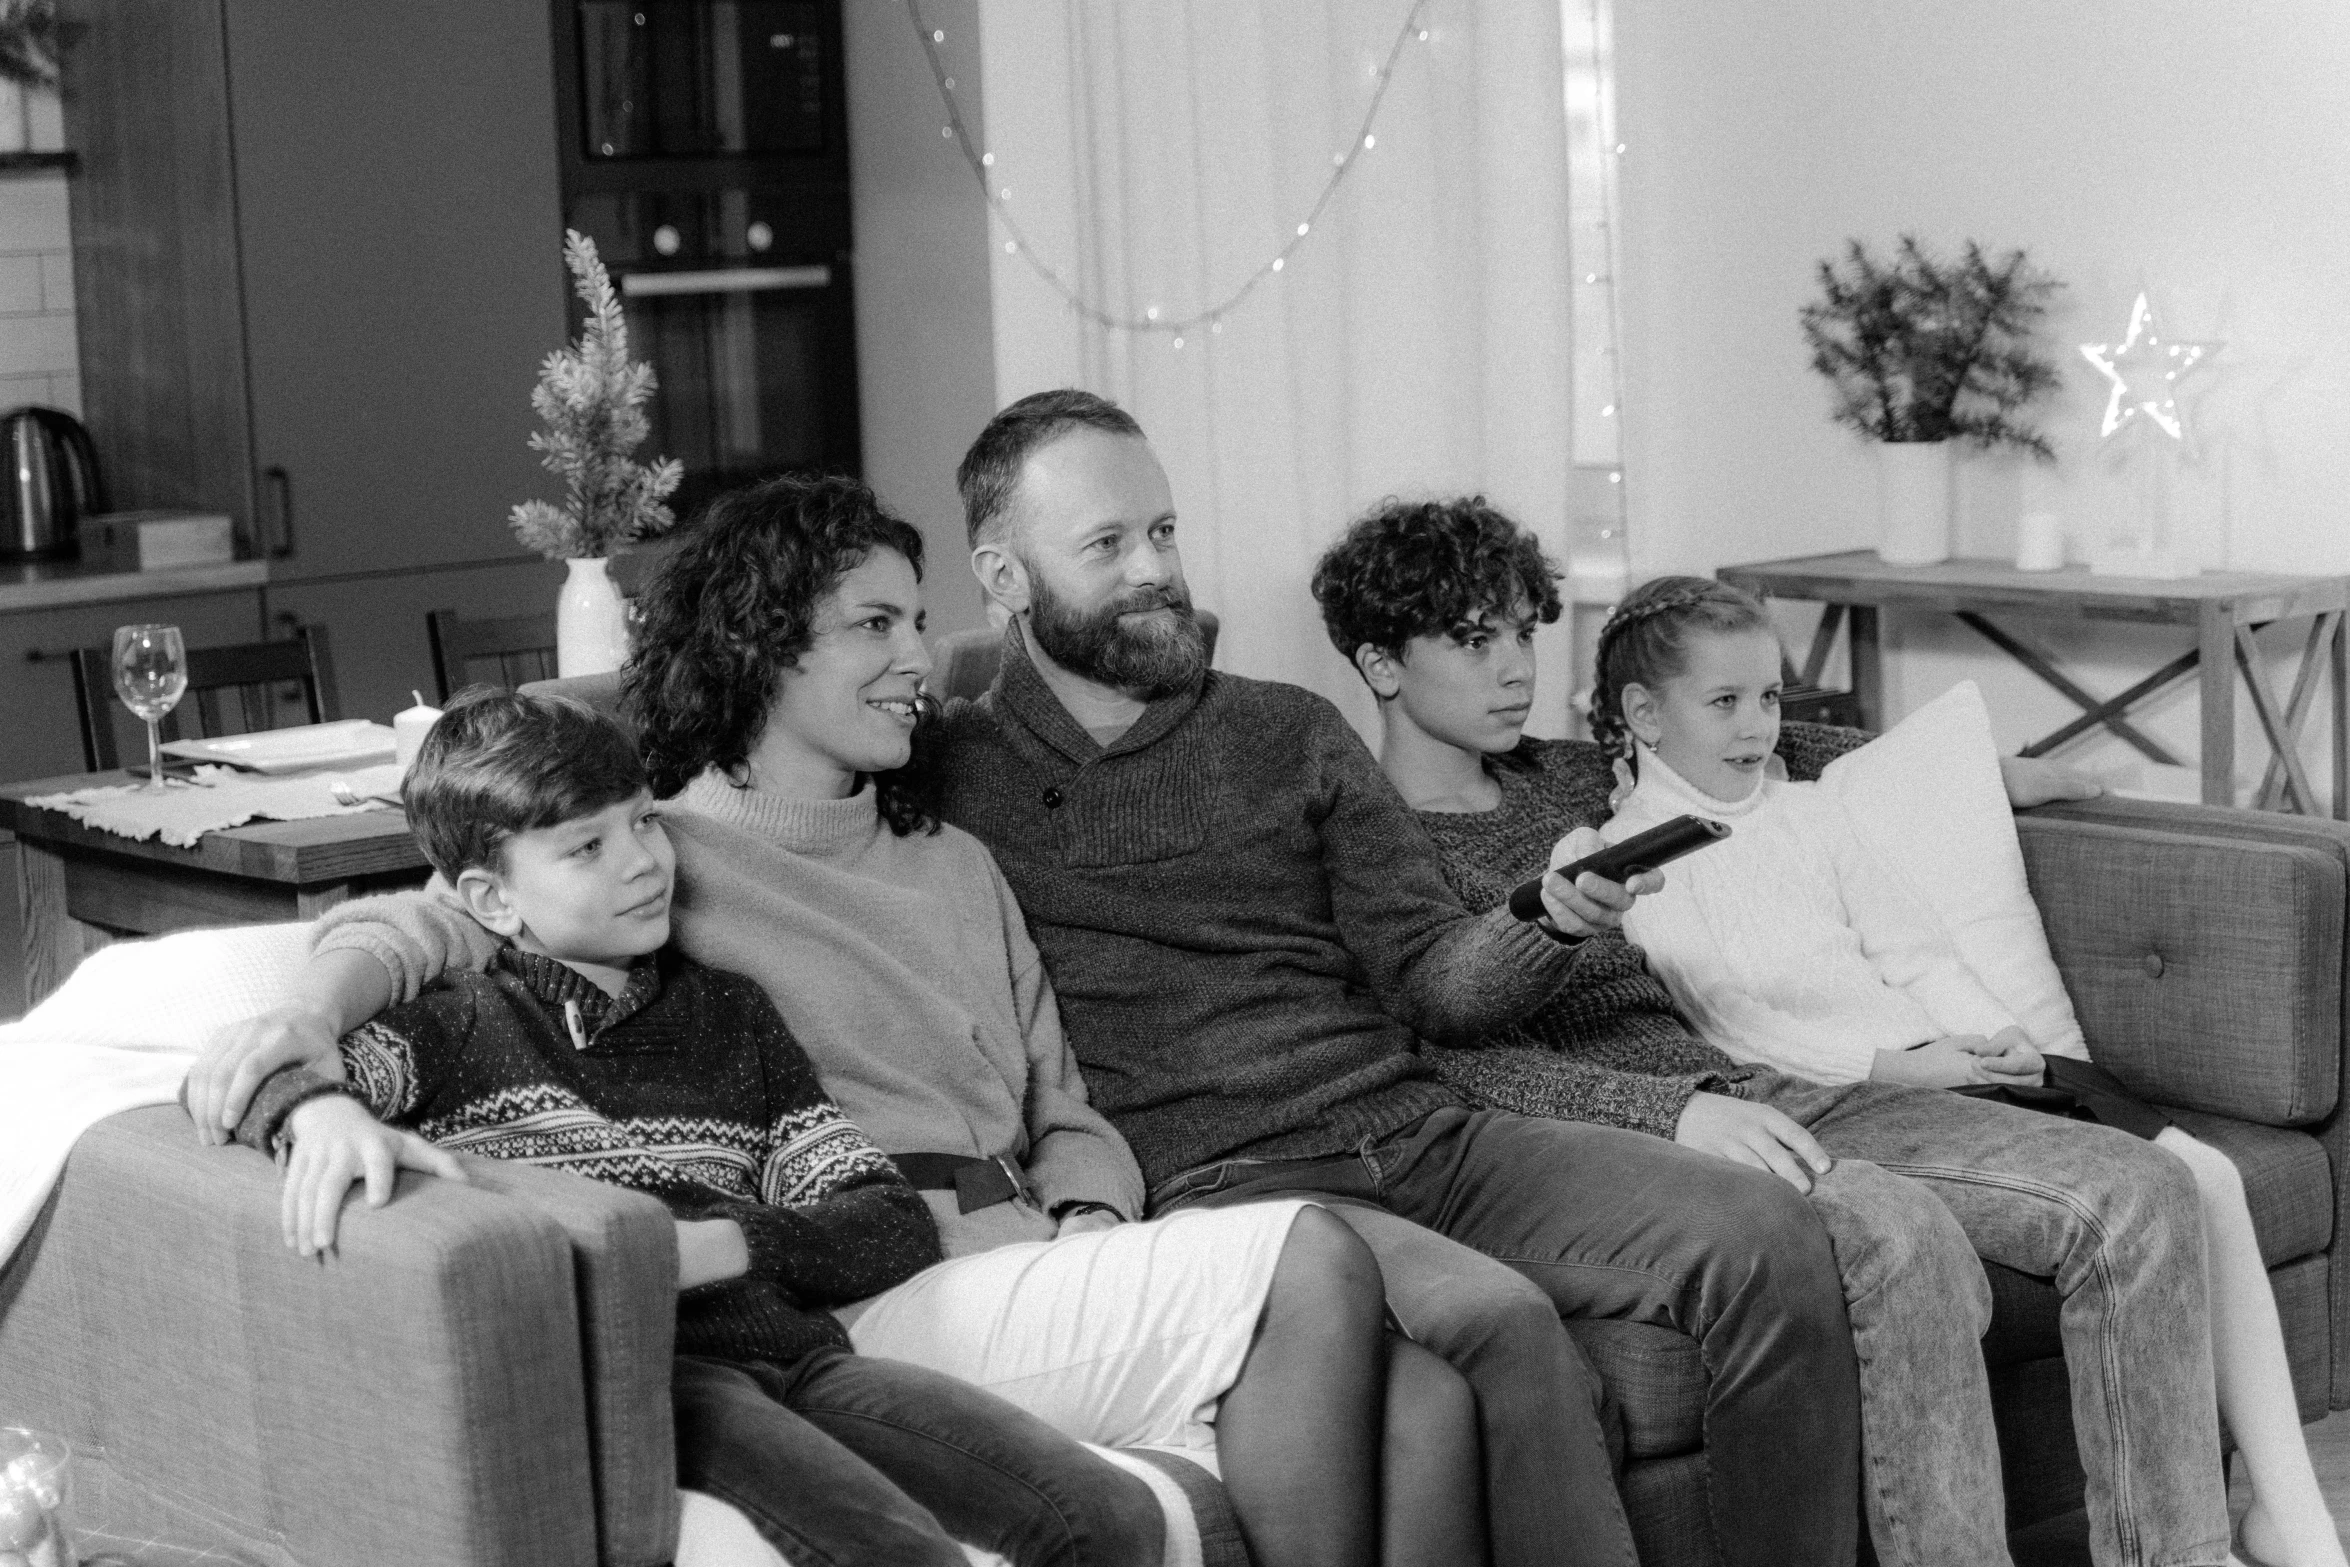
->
<box><xmin>426</xmin><ymin>608</ymin><xmax>559</xmax><ymax>701</ymax></box>
<box><xmin>515</xmin><ymin>671</ymin><xmax>635</xmax><ymax>745</ymax></box>
<box><xmin>928</xmin><ymin>611</ymin><xmax>1221</xmax><ymax>703</ymax></box>
<box><xmin>69</xmin><ymin>624</ymin><xmax>341</xmax><ymax>771</ymax></box>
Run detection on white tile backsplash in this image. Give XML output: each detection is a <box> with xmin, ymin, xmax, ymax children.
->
<box><xmin>0</xmin><ymin>172</ymin><xmax>78</xmax><ymax>398</ymax></box>
<box><xmin>39</xmin><ymin>251</ymin><xmax>71</xmax><ymax>313</ymax></box>
<box><xmin>0</xmin><ymin>254</ymin><xmax>41</xmax><ymax>315</ymax></box>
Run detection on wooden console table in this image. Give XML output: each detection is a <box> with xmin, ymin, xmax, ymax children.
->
<box><xmin>0</xmin><ymin>774</ymin><xmax>431</xmax><ymax>1007</ymax></box>
<box><xmin>1716</xmin><ymin>552</ymin><xmax>2349</xmax><ymax>818</ymax></box>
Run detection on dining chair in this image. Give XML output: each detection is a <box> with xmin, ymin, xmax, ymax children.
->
<box><xmin>927</xmin><ymin>611</ymin><xmax>1221</xmax><ymax>703</ymax></box>
<box><xmin>425</xmin><ymin>608</ymin><xmax>559</xmax><ymax>701</ymax></box>
<box><xmin>68</xmin><ymin>624</ymin><xmax>342</xmax><ymax>772</ymax></box>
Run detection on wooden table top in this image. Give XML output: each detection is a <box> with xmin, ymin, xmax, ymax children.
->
<box><xmin>1718</xmin><ymin>551</ymin><xmax>2350</xmax><ymax>626</ymax></box>
<box><xmin>0</xmin><ymin>771</ymin><xmax>426</xmax><ymax>886</ymax></box>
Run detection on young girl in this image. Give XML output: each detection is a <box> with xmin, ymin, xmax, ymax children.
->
<box><xmin>1593</xmin><ymin>574</ymin><xmax>2344</xmax><ymax>1567</ymax></box>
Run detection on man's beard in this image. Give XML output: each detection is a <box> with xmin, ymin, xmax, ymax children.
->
<box><xmin>1025</xmin><ymin>566</ymin><xmax>1208</xmax><ymax>699</ymax></box>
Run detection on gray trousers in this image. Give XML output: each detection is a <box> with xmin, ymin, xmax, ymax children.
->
<box><xmin>1749</xmin><ymin>1071</ymin><xmax>2228</xmax><ymax>1567</ymax></box>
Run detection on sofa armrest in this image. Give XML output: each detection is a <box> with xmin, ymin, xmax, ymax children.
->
<box><xmin>457</xmin><ymin>1156</ymin><xmax>682</xmax><ymax>1567</ymax></box>
<box><xmin>0</xmin><ymin>1105</ymin><xmax>601</xmax><ymax>1567</ymax></box>
<box><xmin>2018</xmin><ymin>803</ymin><xmax>2346</xmax><ymax>1125</ymax></box>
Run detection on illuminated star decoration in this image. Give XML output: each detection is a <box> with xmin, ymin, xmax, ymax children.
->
<box><xmin>2079</xmin><ymin>291</ymin><xmax>2220</xmax><ymax>442</ymax></box>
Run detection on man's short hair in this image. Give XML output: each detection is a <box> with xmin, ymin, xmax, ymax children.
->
<box><xmin>957</xmin><ymin>388</ymin><xmax>1145</xmax><ymax>548</ymax></box>
<box><xmin>403</xmin><ymin>687</ymin><xmax>648</xmax><ymax>882</ymax></box>
<box><xmin>1309</xmin><ymin>496</ymin><xmax>1564</xmax><ymax>666</ymax></box>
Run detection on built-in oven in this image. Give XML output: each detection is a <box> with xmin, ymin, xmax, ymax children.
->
<box><xmin>551</xmin><ymin>0</ymin><xmax>860</xmax><ymax>514</ymax></box>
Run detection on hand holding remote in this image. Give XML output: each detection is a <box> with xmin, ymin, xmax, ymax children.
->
<box><xmin>1508</xmin><ymin>814</ymin><xmax>1731</xmax><ymax>925</ymax></box>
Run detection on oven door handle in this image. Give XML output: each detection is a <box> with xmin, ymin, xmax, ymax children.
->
<box><xmin>618</xmin><ymin>265</ymin><xmax>833</xmax><ymax>297</ymax></box>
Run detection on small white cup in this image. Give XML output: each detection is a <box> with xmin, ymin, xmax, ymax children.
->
<box><xmin>394</xmin><ymin>692</ymin><xmax>441</xmax><ymax>776</ymax></box>
<box><xmin>2015</xmin><ymin>511</ymin><xmax>2065</xmax><ymax>572</ymax></box>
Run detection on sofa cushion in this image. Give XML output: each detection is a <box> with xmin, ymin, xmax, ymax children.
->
<box><xmin>2021</xmin><ymin>819</ymin><xmax>2343</xmax><ymax>1126</ymax></box>
<box><xmin>2163</xmin><ymin>1110</ymin><xmax>2333</xmax><ymax>1266</ymax></box>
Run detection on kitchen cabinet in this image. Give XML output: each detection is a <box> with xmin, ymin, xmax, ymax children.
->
<box><xmin>58</xmin><ymin>0</ymin><xmax>570</xmax><ymax>579</ymax></box>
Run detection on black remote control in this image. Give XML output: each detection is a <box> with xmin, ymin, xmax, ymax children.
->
<box><xmin>1506</xmin><ymin>814</ymin><xmax>1731</xmax><ymax>922</ymax></box>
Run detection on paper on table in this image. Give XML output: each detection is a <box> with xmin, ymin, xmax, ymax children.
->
<box><xmin>27</xmin><ymin>762</ymin><xmax>406</xmax><ymax>848</ymax></box>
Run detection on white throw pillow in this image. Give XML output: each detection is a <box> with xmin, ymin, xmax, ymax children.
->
<box><xmin>1818</xmin><ymin>682</ymin><xmax>2088</xmax><ymax>1058</ymax></box>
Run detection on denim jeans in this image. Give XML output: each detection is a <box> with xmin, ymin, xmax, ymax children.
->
<box><xmin>672</xmin><ymin>1350</ymin><xmax>1164</xmax><ymax>1567</ymax></box>
<box><xmin>1750</xmin><ymin>1072</ymin><xmax>2230</xmax><ymax>1567</ymax></box>
<box><xmin>1151</xmin><ymin>1103</ymin><xmax>1860</xmax><ymax>1567</ymax></box>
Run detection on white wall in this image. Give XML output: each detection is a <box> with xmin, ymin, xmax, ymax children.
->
<box><xmin>843</xmin><ymin>0</ymin><xmax>996</xmax><ymax>638</ymax></box>
<box><xmin>1615</xmin><ymin>2</ymin><xmax>2350</xmax><ymax>800</ymax></box>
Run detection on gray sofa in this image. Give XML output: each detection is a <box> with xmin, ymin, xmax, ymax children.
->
<box><xmin>2</xmin><ymin>742</ymin><xmax>2342</xmax><ymax>1564</ymax></box>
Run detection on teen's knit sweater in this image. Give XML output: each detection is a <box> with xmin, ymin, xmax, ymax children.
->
<box><xmin>1415</xmin><ymin>727</ymin><xmax>1869</xmax><ymax>1139</ymax></box>
<box><xmin>309</xmin><ymin>772</ymin><xmax>1145</xmax><ymax>1256</ymax></box>
<box><xmin>931</xmin><ymin>627</ymin><xmax>1598</xmax><ymax>1189</ymax></box>
<box><xmin>234</xmin><ymin>944</ymin><xmax>938</xmax><ymax>1369</ymax></box>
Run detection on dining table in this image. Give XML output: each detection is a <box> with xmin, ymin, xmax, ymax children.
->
<box><xmin>0</xmin><ymin>770</ymin><xmax>431</xmax><ymax>1008</ymax></box>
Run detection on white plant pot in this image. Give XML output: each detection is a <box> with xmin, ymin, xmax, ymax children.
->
<box><xmin>1874</xmin><ymin>441</ymin><xmax>1954</xmax><ymax>566</ymax></box>
<box><xmin>556</xmin><ymin>556</ymin><xmax>631</xmax><ymax>677</ymax></box>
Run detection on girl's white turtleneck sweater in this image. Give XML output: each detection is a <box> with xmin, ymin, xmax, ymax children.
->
<box><xmin>1599</xmin><ymin>745</ymin><xmax>2021</xmax><ymax>1084</ymax></box>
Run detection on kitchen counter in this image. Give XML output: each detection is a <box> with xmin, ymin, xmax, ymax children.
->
<box><xmin>0</xmin><ymin>557</ymin><xmax>268</xmax><ymax>614</ymax></box>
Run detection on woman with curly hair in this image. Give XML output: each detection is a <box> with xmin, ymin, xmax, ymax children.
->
<box><xmin>196</xmin><ymin>474</ymin><xmax>1487</xmax><ymax>1567</ymax></box>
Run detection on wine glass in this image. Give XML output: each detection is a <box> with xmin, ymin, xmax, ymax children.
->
<box><xmin>111</xmin><ymin>624</ymin><xmax>188</xmax><ymax>791</ymax></box>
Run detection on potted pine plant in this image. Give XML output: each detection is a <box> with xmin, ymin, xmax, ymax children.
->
<box><xmin>1800</xmin><ymin>237</ymin><xmax>2061</xmax><ymax>565</ymax></box>
<box><xmin>510</xmin><ymin>229</ymin><xmax>683</xmax><ymax>676</ymax></box>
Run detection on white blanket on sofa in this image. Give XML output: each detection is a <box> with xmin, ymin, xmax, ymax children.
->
<box><xmin>0</xmin><ymin>925</ymin><xmax>1213</xmax><ymax>1567</ymax></box>
<box><xmin>0</xmin><ymin>921</ymin><xmax>316</xmax><ymax>1264</ymax></box>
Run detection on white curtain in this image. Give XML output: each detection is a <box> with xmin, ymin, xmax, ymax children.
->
<box><xmin>974</xmin><ymin>0</ymin><xmax>1578</xmax><ymax>742</ymax></box>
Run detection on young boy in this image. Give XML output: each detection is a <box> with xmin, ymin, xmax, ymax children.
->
<box><xmin>226</xmin><ymin>689</ymin><xmax>1162</xmax><ymax>1567</ymax></box>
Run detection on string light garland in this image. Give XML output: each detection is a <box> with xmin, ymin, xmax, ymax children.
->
<box><xmin>907</xmin><ymin>0</ymin><xmax>1438</xmax><ymax>339</ymax></box>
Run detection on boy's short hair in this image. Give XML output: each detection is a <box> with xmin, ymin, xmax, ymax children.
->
<box><xmin>957</xmin><ymin>388</ymin><xmax>1144</xmax><ymax>548</ymax></box>
<box><xmin>403</xmin><ymin>687</ymin><xmax>648</xmax><ymax>881</ymax></box>
<box><xmin>1309</xmin><ymin>495</ymin><xmax>1564</xmax><ymax>666</ymax></box>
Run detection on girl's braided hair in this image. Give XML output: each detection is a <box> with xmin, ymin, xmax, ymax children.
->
<box><xmin>1588</xmin><ymin>575</ymin><xmax>1775</xmax><ymax>759</ymax></box>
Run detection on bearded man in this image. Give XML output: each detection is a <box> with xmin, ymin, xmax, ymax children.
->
<box><xmin>928</xmin><ymin>389</ymin><xmax>1867</xmax><ymax>1567</ymax></box>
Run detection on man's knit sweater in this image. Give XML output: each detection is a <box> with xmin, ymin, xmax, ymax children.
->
<box><xmin>235</xmin><ymin>945</ymin><xmax>940</xmax><ymax>1370</ymax></box>
<box><xmin>310</xmin><ymin>771</ymin><xmax>1145</xmax><ymax>1256</ymax></box>
<box><xmin>1415</xmin><ymin>726</ymin><xmax>1870</xmax><ymax>1139</ymax></box>
<box><xmin>933</xmin><ymin>625</ymin><xmax>1595</xmax><ymax>1189</ymax></box>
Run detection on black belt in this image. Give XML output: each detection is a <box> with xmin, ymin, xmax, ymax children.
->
<box><xmin>894</xmin><ymin>1152</ymin><xmax>1036</xmax><ymax>1214</ymax></box>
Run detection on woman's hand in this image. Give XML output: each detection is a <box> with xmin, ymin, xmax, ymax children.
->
<box><xmin>187</xmin><ymin>948</ymin><xmax>394</xmax><ymax>1144</ymax></box>
<box><xmin>279</xmin><ymin>1095</ymin><xmax>465</xmax><ymax>1256</ymax></box>
<box><xmin>1536</xmin><ymin>827</ymin><xmax>1666</xmax><ymax>939</ymax></box>
<box><xmin>1872</xmin><ymin>1028</ymin><xmax>2046</xmax><ymax>1088</ymax></box>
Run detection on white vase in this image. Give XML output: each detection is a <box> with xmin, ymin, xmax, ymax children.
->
<box><xmin>556</xmin><ymin>556</ymin><xmax>630</xmax><ymax>677</ymax></box>
<box><xmin>1873</xmin><ymin>440</ymin><xmax>1955</xmax><ymax>566</ymax></box>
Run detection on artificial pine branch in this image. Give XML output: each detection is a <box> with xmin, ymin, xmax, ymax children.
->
<box><xmin>509</xmin><ymin>230</ymin><xmax>684</xmax><ymax>560</ymax></box>
<box><xmin>1800</xmin><ymin>235</ymin><xmax>2062</xmax><ymax>459</ymax></box>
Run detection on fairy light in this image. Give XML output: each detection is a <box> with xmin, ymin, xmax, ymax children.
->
<box><xmin>908</xmin><ymin>0</ymin><xmax>1438</xmax><ymax>341</ymax></box>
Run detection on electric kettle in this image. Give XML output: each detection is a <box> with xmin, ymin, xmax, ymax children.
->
<box><xmin>2</xmin><ymin>405</ymin><xmax>106</xmax><ymax>562</ymax></box>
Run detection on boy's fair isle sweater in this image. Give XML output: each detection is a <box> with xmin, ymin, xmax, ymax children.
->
<box><xmin>1414</xmin><ymin>726</ymin><xmax>1870</xmax><ymax>1139</ymax></box>
<box><xmin>234</xmin><ymin>945</ymin><xmax>940</xmax><ymax>1370</ymax></box>
<box><xmin>310</xmin><ymin>771</ymin><xmax>1145</xmax><ymax>1256</ymax></box>
<box><xmin>930</xmin><ymin>626</ymin><xmax>1600</xmax><ymax>1189</ymax></box>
